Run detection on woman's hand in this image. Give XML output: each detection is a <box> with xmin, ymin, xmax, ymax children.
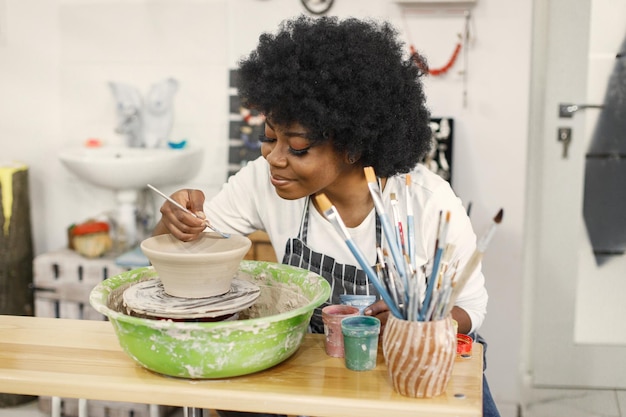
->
<box><xmin>363</xmin><ymin>300</ymin><xmax>391</xmax><ymax>335</ymax></box>
<box><xmin>152</xmin><ymin>189</ymin><xmax>207</xmax><ymax>241</ymax></box>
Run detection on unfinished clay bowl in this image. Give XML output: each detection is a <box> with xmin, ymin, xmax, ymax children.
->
<box><xmin>140</xmin><ymin>232</ymin><xmax>251</xmax><ymax>298</ymax></box>
<box><xmin>89</xmin><ymin>261</ymin><xmax>331</xmax><ymax>379</ymax></box>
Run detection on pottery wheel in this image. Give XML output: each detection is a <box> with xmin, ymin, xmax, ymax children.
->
<box><xmin>123</xmin><ymin>277</ymin><xmax>260</xmax><ymax>319</ymax></box>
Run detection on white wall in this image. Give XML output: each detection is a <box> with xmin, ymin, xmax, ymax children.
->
<box><xmin>0</xmin><ymin>0</ymin><xmax>532</xmax><ymax>414</ymax></box>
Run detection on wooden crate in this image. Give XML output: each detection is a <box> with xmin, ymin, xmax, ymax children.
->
<box><xmin>33</xmin><ymin>248</ymin><xmax>130</xmax><ymax>320</ymax></box>
<box><xmin>33</xmin><ymin>249</ymin><xmax>179</xmax><ymax>417</ymax></box>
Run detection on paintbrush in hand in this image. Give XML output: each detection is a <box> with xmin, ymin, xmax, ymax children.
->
<box><xmin>147</xmin><ymin>184</ymin><xmax>230</xmax><ymax>238</ymax></box>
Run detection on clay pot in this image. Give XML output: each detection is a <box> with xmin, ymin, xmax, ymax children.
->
<box><xmin>382</xmin><ymin>315</ymin><xmax>456</xmax><ymax>398</ymax></box>
<box><xmin>140</xmin><ymin>232</ymin><xmax>251</xmax><ymax>298</ymax></box>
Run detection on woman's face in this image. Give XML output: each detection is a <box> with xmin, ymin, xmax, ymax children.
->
<box><xmin>260</xmin><ymin>120</ymin><xmax>352</xmax><ymax>200</ymax></box>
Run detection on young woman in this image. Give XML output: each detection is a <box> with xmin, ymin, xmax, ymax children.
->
<box><xmin>153</xmin><ymin>15</ymin><xmax>499</xmax><ymax>417</ymax></box>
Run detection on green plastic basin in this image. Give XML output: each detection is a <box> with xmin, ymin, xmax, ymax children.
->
<box><xmin>89</xmin><ymin>260</ymin><xmax>330</xmax><ymax>379</ymax></box>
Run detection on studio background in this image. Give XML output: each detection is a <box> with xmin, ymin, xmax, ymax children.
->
<box><xmin>1</xmin><ymin>0</ymin><xmax>624</xmax><ymax>416</ymax></box>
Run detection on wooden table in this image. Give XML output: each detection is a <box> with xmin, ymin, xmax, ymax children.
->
<box><xmin>0</xmin><ymin>315</ymin><xmax>483</xmax><ymax>417</ymax></box>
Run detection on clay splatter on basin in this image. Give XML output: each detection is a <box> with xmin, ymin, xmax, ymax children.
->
<box><xmin>89</xmin><ymin>261</ymin><xmax>330</xmax><ymax>379</ymax></box>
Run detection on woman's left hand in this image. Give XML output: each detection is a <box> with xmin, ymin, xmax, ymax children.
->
<box><xmin>364</xmin><ymin>300</ymin><xmax>390</xmax><ymax>335</ymax></box>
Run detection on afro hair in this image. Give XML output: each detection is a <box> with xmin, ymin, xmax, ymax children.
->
<box><xmin>237</xmin><ymin>15</ymin><xmax>432</xmax><ymax>177</ymax></box>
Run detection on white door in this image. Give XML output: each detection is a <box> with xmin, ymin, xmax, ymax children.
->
<box><xmin>528</xmin><ymin>0</ymin><xmax>626</xmax><ymax>387</ymax></box>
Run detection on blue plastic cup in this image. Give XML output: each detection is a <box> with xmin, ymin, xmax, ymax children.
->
<box><xmin>339</xmin><ymin>294</ymin><xmax>377</xmax><ymax>315</ymax></box>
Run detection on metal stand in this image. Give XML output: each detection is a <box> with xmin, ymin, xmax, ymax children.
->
<box><xmin>184</xmin><ymin>407</ymin><xmax>208</xmax><ymax>417</ymax></box>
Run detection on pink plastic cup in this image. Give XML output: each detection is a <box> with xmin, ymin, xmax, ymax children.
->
<box><xmin>321</xmin><ymin>304</ymin><xmax>360</xmax><ymax>357</ymax></box>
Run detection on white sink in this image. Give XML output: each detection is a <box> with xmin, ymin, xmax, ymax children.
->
<box><xmin>59</xmin><ymin>146</ymin><xmax>204</xmax><ymax>247</ymax></box>
<box><xmin>59</xmin><ymin>146</ymin><xmax>203</xmax><ymax>191</ymax></box>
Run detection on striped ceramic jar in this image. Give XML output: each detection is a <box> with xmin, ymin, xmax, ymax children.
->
<box><xmin>382</xmin><ymin>315</ymin><xmax>456</xmax><ymax>398</ymax></box>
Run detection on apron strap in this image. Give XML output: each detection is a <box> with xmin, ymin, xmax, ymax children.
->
<box><xmin>297</xmin><ymin>196</ymin><xmax>311</xmax><ymax>242</ymax></box>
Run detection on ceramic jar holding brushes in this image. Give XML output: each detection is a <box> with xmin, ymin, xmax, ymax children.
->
<box><xmin>382</xmin><ymin>315</ymin><xmax>456</xmax><ymax>398</ymax></box>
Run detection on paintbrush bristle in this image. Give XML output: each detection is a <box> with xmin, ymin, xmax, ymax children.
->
<box><xmin>363</xmin><ymin>166</ymin><xmax>377</xmax><ymax>183</ymax></box>
<box><xmin>314</xmin><ymin>193</ymin><xmax>333</xmax><ymax>212</ymax></box>
<box><xmin>494</xmin><ymin>208</ymin><xmax>504</xmax><ymax>224</ymax></box>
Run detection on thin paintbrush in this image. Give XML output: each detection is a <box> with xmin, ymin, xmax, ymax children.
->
<box><xmin>382</xmin><ymin>248</ymin><xmax>407</xmax><ymax>316</ymax></box>
<box><xmin>391</xmin><ymin>191</ymin><xmax>413</xmax><ymax>306</ymax></box>
<box><xmin>404</xmin><ymin>174</ymin><xmax>420</xmax><ymax>320</ymax></box>
<box><xmin>410</xmin><ymin>264</ymin><xmax>427</xmax><ymax>321</ymax></box>
<box><xmin>407</xmin><ymin>272</ymin><xmax>418</xmax><ymax>321</ymax></box>
<box><xmin>147</xmin><ymin>184</ymin><xmax>230</xmax><ymax>238</ymax></box>
<box><xmin>315</xmin><ymin>193</ymin><xmax>404</xmax><ymax>319</ymax></box>
<box><xmin>390</xmin><ymin>193</ymin><xmax>406</xmax><ymax>255</ymax></box>
<box><xmin>405</xmin><ymin>175</ymin><xmax>416</xmax><ymax>269</ymax></box>
<box><xmin>377</xmin><ymin>247</ymin><xmax>401</xmax><ymax>315</ymax></box>
<box><xmin>442</xmin><ymin>208</ymin><xmax>504</xmax><ymax>318</ymax></box>
<box><xmin>424</xmin><ymin>242</ymin><xmax>455</xmax><ymax>321</ymax></box>
<box><xmin>363</xmin><ymin>167</ymin><xmax>407</xmax><ymax>281</ymax></box>
<box><xmin>434</xmin><ymin>258</ymin><xmax>459</xmax><ymax>320</ymax></box>
<box><xmin>420</xmin><ymin>210</ymin><xmax>451</xmax><ymax>320</ymax></box>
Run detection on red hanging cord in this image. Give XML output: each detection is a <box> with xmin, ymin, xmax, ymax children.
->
<box><xmin>411</xmin><ymin>40</ymin><xmax>462</xmax><ymax>76</ymax></box>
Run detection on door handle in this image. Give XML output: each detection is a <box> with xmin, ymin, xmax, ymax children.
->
<box><xmin>559</xmin><ymin>103</ymin><xmax>604</xmax><ymax>118</ymax></box>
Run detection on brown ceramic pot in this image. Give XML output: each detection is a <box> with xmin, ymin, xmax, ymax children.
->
<box><xmin>382</xmin><ymin>315</ymin><xmax>456</xmax><ymax>398</ymax></box>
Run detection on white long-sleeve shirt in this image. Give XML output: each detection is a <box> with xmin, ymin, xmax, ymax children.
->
<box><xmin>204</xmin><ymin>157</ymin><xmax>488</xmax><ymax>333</ymax></box>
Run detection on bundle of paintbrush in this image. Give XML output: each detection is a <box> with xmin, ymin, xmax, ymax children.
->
<box><xmin>316</xmin><ymin>166</ymin><xmax>503</xmax><ymax>322</ymax></box>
